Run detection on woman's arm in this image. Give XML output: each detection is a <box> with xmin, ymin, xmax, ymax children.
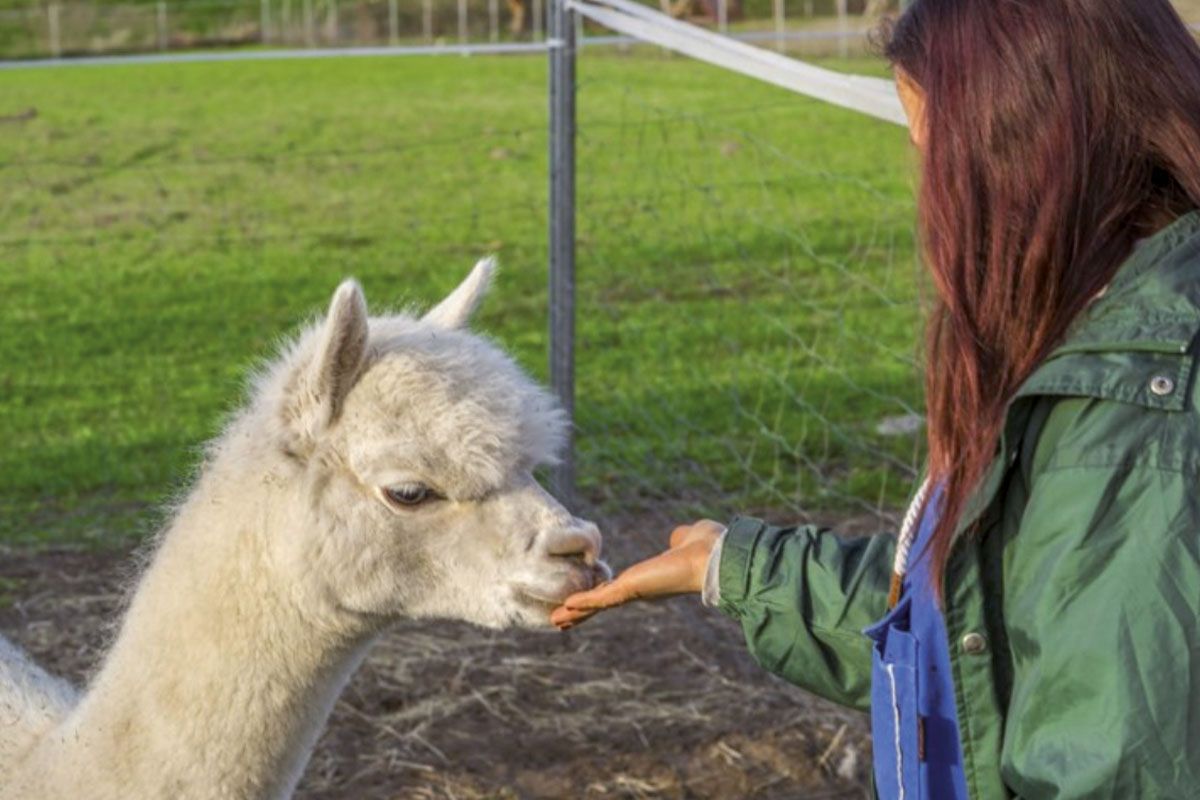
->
<box><xmin>715</xmin><ymin>518</ymin><xmax>895</xmax><ymax>711</ymax></box>
<box><xmin>554</xmin><ymin>517</ymin><xmax>896</xmax><ymax>712</ymax></box>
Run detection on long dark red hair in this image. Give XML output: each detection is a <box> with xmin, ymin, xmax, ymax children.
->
<box><xmin>883</xmin><ymin>0</ymin><xmax>1200</xmax><ymax>593</ymax></box>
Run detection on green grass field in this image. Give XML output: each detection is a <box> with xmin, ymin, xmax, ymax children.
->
<box><xmin>0</xmin><ymin>51</ymin><xmax>921</xmax><ymax>547</ymax></box>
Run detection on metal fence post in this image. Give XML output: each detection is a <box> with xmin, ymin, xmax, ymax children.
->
<box><xmin>458</xmin><ymin>0</ymin><xmax>467</xmax><ymax>44</ymax></box>
<box><xmin>47</xmin><ymin>3</ymin><xmax>61</xmax><ymax>58</ymax></box>
<box><xmin>772</xmin><ymin>0</ymin><xmax>783</xmax><ymax>52</ymax></box>
<box><xmin>716</xmin><ymin>0</ymin><xmax>727</xmax><ymax>34</ymax></box>
<box><xmin>260</xmin><ymin>0</ymin><xmax>270</xmax><ymax>43</ymax></box>
<box><xmin>548</xmin><ymin>0</ymin><xmax>577</xmax><ymax>504</ymax></box>
<box><xmin>489</xmin><ymin>0</ymin><xmax>499</xmax><ymax>42</ymax></box>
<box><xmin>422</xmin><ymin>0</ymin><xmax>433</xmax><ymax>41</ymax></box>
<box><xmin>388</xmin><ymin>0</ymin><xmax>398</xmax><ymax>44</ymax></box>
<box><xmin>836</xmin><ymin>0</ymin><xmax>848</xmax><ymax>57</ymax></box>
<box><xmin>156</xmin><ymin>1</ymin><xmax>167</xmax><ymax>50</ymax></box>
<box><xmin>328</xmin><ymin>0</ymin><xmax>338</xmax><ymax>43</ymax></box>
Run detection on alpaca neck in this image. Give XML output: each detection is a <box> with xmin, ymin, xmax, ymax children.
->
<box><xmin>55</xmin><ymin>470</ymin><xmax>377</xmax><ymax>799</ymax></box>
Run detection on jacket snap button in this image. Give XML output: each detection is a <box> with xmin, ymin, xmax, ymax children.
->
<box><xmin>961</xmin><ymin>632</ymin><xmax>988</xmax><ymax>655</ymax></box>
<box><xmin>1150</xmin><ymin>376</ymin><xmax>1175</xmax><ymax>396</ymax></box>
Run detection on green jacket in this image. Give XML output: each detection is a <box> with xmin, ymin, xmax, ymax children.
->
<box><xmin>717</xmin><ymin>212</ymin><xmax>1200</xmax><ymax>799</ymax></box>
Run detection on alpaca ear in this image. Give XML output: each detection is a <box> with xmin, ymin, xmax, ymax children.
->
<box><xmin>422</xmin><ymin>257</ymin><xmax>496</xmax><ymax>329</ymax></box>
<box><xmin>286</xmin><ymin>280</ymin><xmax>369</xmax><ymax>444</ymax></box>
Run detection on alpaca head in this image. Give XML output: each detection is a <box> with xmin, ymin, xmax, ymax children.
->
<box><xmin>257</xmin><ymin>259</ymin><xmax>606</xmax><ymax>630</ymax></box>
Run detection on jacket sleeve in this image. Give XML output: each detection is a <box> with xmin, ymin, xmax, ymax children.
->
<box><xmin>999</xmin><ymin>462</ymin><xmax>1200</xmax><ymax>798</ymax></box>
<box><xmin>715</xmin><ymin>516</ymin><xmax>895</xmax><ymax>712</ymax></box>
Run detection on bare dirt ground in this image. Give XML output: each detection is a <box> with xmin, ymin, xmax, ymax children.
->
<box><xmin>0</xmin><ymin>514</ymin><xmax>872</xmax><ymax>799</ymax></box>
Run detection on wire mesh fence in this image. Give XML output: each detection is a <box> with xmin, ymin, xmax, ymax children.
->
<box><xmin>568</xmin><ymin>49</ymin><xmax>923</xmax><ymax>533</ymax></box>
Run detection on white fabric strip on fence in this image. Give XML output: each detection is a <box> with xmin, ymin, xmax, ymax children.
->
<box><xmin>565</xmin><ymin>0</ymin><xmax>908</xmax><ymax>127</ymax></box>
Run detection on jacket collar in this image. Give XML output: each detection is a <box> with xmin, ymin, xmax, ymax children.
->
<box><xmin>1014</xmin><ymin>210</ymin><xmax>1200</xmax><ymax>411</ymax></box>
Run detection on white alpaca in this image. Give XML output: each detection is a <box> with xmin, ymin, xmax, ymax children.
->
<box><xmin>0</xmin><ymin>259</ymin><xmax>606</xmax><ymax>800</ymax></box>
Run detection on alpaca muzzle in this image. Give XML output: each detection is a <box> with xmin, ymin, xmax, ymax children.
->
<box><xmin>512</xmin><ymin>519</ymin><xmax>608</xmax><ymax>606</ymax></box>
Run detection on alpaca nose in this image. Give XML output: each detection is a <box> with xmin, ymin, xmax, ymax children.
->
<box><xmin>544</xmin><ymin>520</ymin><xmax>602</xmax><ymax>566</ymax></box>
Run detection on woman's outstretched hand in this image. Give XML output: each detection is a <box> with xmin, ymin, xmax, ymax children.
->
<box><xmin>550</xmin><ymin>520</ymin><xmax>726</xmax><ymax>630</ymax></box>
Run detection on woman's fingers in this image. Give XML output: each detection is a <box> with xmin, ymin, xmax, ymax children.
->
<box><xmin>550</xmin><ymin>604</ymin><xmax>599</xmax><ymax>629</ymax></box>
<box><xmin>554</xmin><ymin>548</ymin><xmax>697</xmax><ymax>610</ymax></box>
<box><xmin>560</xmin><ymin>579</ymin><xmax>633</xmax><ymax>611</ymax></box>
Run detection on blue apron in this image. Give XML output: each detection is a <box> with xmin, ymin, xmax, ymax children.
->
<box><xmin>863</xmin><ymin>487</ymin><xmax>970</xmax><ymax>800</ymax></box>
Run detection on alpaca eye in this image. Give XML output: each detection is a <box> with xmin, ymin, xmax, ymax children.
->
<box><xmin>383</xmin><ymin>484</ymin><xmax>435</xmax><ymax>508</ymax></box>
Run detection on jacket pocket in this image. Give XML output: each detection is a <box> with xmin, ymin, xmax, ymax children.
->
<box><xmin>865</xmin><ymin>596</ymin><xmax>922</xmax><ymax>800</ymax></box>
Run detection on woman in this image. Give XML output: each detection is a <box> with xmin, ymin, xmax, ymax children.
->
<box><xmin>552</xmin><ymin>1</ymin><xmax>1200</xmax><ymax>797</ymax></box>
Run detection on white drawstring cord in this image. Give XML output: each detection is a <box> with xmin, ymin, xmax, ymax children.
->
<box><xmin>888</xmin><ymin>476</ymin><xmax>932</xmax><ymax>608</ymax></box>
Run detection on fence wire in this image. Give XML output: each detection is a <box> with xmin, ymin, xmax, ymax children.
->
<box><xmin>567</xmin><ymin>57</ymin><xmax>923</xmax><ymax>533</ymax></box>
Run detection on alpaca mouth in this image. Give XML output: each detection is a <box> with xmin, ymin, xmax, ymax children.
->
<box><xmin>514</xmin><ymin>560</ymin><xmax>611</xmax><ymax>607</ymax></box>
<box><xmin>592</xmin><ymin>559</ymin><xmax>614</xmax><ymax>583</ymax></box>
